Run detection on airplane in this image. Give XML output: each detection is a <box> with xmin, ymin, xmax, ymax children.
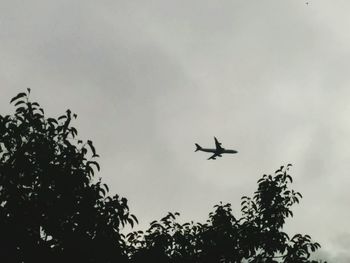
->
<box><xmin>195</xmin><ymin>137</ymin><xmax>238</xmax><ymax>160</ymax></box>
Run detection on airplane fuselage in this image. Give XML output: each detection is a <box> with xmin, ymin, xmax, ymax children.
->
<box><xmin>199</xmin><ymin>148</ymin><xmax>238</xmax><ymax>154</ymax></box>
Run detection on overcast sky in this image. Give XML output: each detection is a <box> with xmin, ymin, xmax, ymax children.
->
<box><xmin>1</xmin><ymin>0</ymin><xmax>350</xmax><ymax>261</ymax></box>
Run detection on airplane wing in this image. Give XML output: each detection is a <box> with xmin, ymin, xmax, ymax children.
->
<box><xmin>208</xmin><ymin>153</ymin><xmax>219</xmax><ymax>160</ymax></box>
<box><xmin>214</xmin><ymin>137</ymin><xmax>223</xmax><ymax>150</ymax></box>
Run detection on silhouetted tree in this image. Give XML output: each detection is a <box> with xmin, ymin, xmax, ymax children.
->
<box><xmin>127</xmin><ymin>165</ymin><xmax>326</xmax><ymax>263</ymax></box>
<box><xmin>0</xmin><ymin>90</ymin><xmax>137</xmax><ymax>263</ymax></box>
<box><xmin>0</xmin><ymin>91</ymin><xmax>327</xmax><ymax>263</ymax></box>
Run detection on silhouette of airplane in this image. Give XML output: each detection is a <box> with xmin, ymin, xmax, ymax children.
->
<box><xmin>195</xmin><ymin>137</ymin><xmax>238</xmax><ymax>160</ymax></box>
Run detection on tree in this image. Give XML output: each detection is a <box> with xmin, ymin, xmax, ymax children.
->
<box><xmin>0</xmin><ymin>91</ymin><xmax>327</xmax><ymax>262</ymax></box>
<box><xmin>127</xmin><ymin>165</ymin><xmax>326</xmax><ymax>263</ymax></box>
<box><xmin>0</xmin><ymin>90</ymin><xmax>137</xmax><ymax>263</ymax></box>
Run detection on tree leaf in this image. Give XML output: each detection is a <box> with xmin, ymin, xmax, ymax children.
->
<box><xmin>10</xmin><ymin>92</ymin><xmax>26</xmax><ymax>104</ymax></box>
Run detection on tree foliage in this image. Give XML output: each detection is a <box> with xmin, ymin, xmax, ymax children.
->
<box><xmin>0</xmin><ymin>91</ymin><xmax>326</xmax><ymax>263</ymax></box>
<box><xmin>127</xmin><ymin>165</ymin><xmax>325</xmax><ymax>263</ymax></box>
<box><xmin>0</xmin><ymin>90</ymin><xmax>137</xmax><ymax>262</ymax></box>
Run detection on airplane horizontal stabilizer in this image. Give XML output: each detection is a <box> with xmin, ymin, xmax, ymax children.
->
<box><xmin>195</xmin><ymin>143</ymin><xmax>202</xmax><ymax>152</ymax></box>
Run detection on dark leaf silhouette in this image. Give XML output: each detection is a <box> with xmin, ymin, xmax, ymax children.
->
<box><xmin>10</xmin><ymin>92</ymin><xmax>26</xmax><ymax>103</ymax></box>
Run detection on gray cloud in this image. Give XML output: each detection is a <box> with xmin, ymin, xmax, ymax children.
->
<box><xmin>0</xmin><ymin>0</ymin><xmax>349</xmax><ymax>260</ymax></box>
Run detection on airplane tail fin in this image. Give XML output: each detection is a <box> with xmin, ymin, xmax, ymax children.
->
<box><xmin>195</xmin><ymin>143</ymin><xmax>202</xmax><ymax>152</ymax></box>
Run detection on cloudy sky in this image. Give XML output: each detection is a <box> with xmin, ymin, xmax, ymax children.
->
<box><xmin>1</xmin><ymin>0</ymin><xmax>350</xmax><ymax>261</ymax></box>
